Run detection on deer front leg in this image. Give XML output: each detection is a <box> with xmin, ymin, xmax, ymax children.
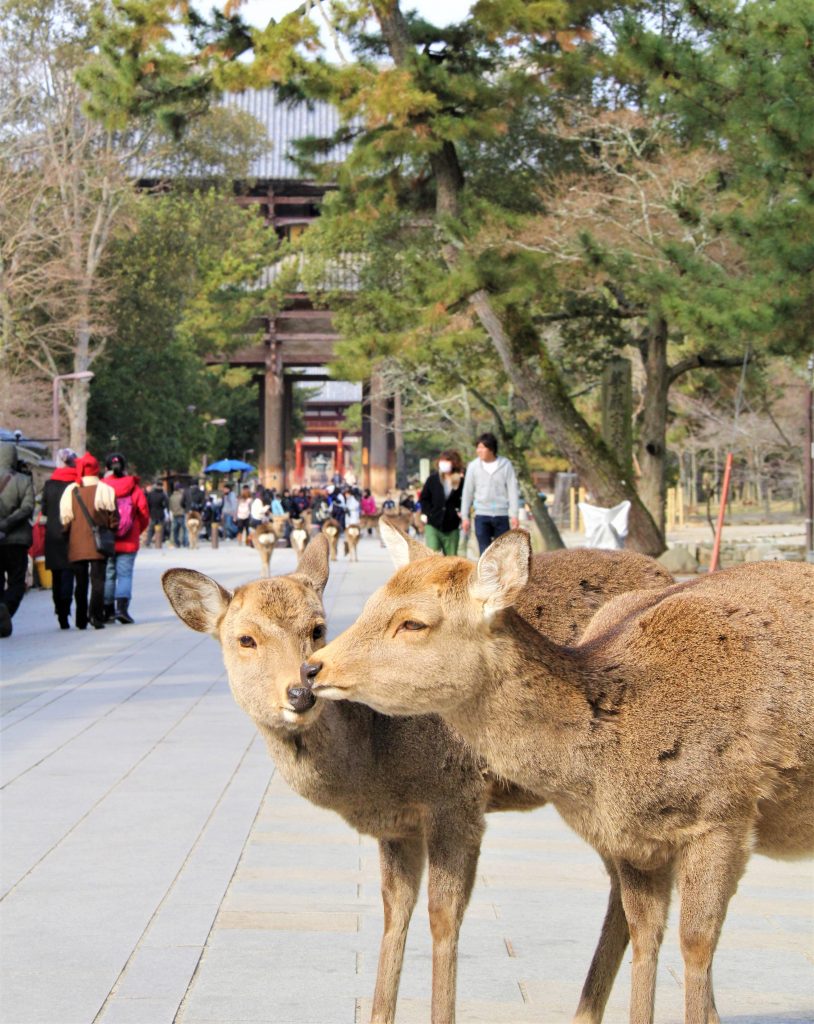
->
<box><xmin>676</xmin><ymin>831</ymin><xmax>748</xmax><ymax>1024</ymax></box>
<box><xmin>426</xmin><ymin>816</ymin><xmax>483</xmax><ymax>1024</ymax></box>
<box><xmin>616</xmin><ymin>859</ymin><xmax>673</xmax><ymax>1024</ymax></box>
<box><xmin>371</xmin><ymin>836</ymin><xmax>426</xmax><ymax>1024</ymax></box>
<box><xmin>572</xmin><ymin>859</ymin><xmax>630</xmax><ymax>1024</ymax></box>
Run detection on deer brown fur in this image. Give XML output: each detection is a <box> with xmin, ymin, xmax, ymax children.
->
<box><xmin>186</xmin><ymin>511</ymin><xmax>202</xmax><ymax>550</ymax></box>
<box><xmin>307</xmin><ymin>526</ymin><xmax>814</xmax><ymax>1024</ymax></box>
<box><xmin>321</xmin><ymin>516</ymin><xmax>341</xmax><ymax>561</ymax></box>
<box><xmin>252</xmin><ymin>522</ymin><xmax>278</xmax><ymax>577</ymax></box>
<box><xmin>344</xmin><ymin>522</ymin><xmax>361</xmax><ymax>561</ymax></box>
<box><xmin>162</xmin><ymin>533</ymin><xmax>675</xmax><ymax>1024</ymax></box>
<box><xmin>289</xmin><ymin>517</ymin><xmax>309</xmax><ymax>557</ymax></box>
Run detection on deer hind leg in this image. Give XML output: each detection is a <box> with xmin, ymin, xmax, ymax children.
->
<box><xmin>426</xmin><ymin>816</ymin><xmax>483</xmax><ymax>1024</ymax></box>
<box><xmin>616</xmin><ymin>860</ymin><xmax>673</xmax><ymax>1024</ymax></box>
<box><xmin>677</xmin><ymin>831</ymin><xmax>749</xmax><ymax>1024</ymax></box>
<box><xmin>572</xmin><ymin>859</ymin><xmax>630</xmax><ymax>1024</ymax></box>
<box><xmin>371</xmin><ymin>836</ymin><xmax>426</xmax><ymax>1024</ymax></box>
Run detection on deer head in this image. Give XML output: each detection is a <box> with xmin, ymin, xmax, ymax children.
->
<box><xmin>305</xmin><ymin>529</ymin><xmax>531</xmax><ymax>716</ymax></box>
<box><xmin>163</xmin><ymin>535</ymin><xmax>331</xmax><ymax>731</ymax></box>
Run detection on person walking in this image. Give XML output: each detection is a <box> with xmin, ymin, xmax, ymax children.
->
<box><xmin>344</xmin><ymin>487</ymin><xmax>360</xmax><ymax>527</ymax></box>
<box><xmin>0</xmin><ymin>441</ymin><xmax>35</xmax><ymax>638</ymax></box>
<box><xmin>221</xmin><ymin>484</ymin><xmax>238</xmax><ymax>539</ymax></box>
<box><xmin>459</xmin><ymin>431</ymin><xmax>520</xmax><ymax>554</ymax></box>
<box><xmin>419</xmin><ymin>449</ymin><xmax>465</xmax><ymax>556</ymax></box>
<box><xmin>235</xmin><ymin>486</ymin><xmax>251</xmax><ymax>544</ymax></box>
<box><xmin>169</xmin><ymin>482</ymin><xmax>188</xmax><ymax>548</ymax></box>
<box><xmin>40</xmin><ymin>448</ymin><xmax>79</xmax><ymax>630</ymax></box>
<box><xmin>103</xmin><ymin>453</ymin><xmax>149</xmax><ymax>624</ymax></box>
<box><xmin>60</xmin><ymin>453</ymin><xmax>118</xmax><ymax>630</ymax></box>
<box><xmin>146</xmin><ymin>480</ymin><xmax>169</xmax><ymax>547</ymax></box>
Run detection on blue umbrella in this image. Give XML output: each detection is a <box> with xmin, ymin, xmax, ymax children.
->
<box><xmin>203</xmin><ymin>458</ymin><xmax>256</xmax><ymax>473</ymax></box>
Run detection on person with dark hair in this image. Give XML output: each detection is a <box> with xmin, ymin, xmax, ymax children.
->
<box><xmin>459</xmin><ymin>432</ymin><xmax>520</xmax><ymax>554</ymax></box>
<box><xmin>419</xmin><ymin>449</ymin><xmax>465</xmax><ymax>556</ymax></box>
<box><xmin>0</xmin><ymin>441</ymin><xmax>35</xmax><ymax>637</ymax></box>
<box><xmin>40</xmin><ymin>448</ymin><xmax>79</xmax><ymax>629</ymax></box>
<box><xmin>103</xmin><ymin>453</ymin><xmax>149</xmax><ymax>624</ymax></box>
<box><xmin>146</xmin><ymin>480</ymin><xmax>169</xmax><ymax>547</ymax></box>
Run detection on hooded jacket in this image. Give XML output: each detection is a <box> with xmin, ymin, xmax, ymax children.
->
<box><xmin>0</xmin><ymin>443</ymin><xmax>35</xmax><ymax>548</ymax></box>
<box><xmin>459</xmin><ymin>455</ymin><xmax>519</xmax><ymax>521</ymax></box>
<box><xmin>106</xmin><ymin>474</ymin><xmax>149</xmax><ymax>554</ymax></box>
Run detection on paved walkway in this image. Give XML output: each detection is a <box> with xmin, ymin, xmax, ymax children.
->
<box><xmin>1</xmin><ymin>535</ymin><xmax>812</xmax><ymax>1024</ymax></box>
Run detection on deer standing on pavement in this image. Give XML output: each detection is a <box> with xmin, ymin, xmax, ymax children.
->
<box><xmin>252</xmin><ymin>522</ymin><xmax>278</xmax><ymax>577</ymax></box>
<box><xmin>306</xmin><ymin>525</ymin><xmax>814</xmax><ymax>1024</ymax></box>
<box><xmin>163</xmin><ymin>532</ymin><xmax>674</xmax><ymax>1024</ymax></box>
<box><xmin>344</xmin><ymin>523</ymin><xmax>361</xmax><ymax>561</ymax></box>
<box><xmin>321</xmin><ymin>516</ymin><xmax>341</xmax><ymax>561</ymax></box>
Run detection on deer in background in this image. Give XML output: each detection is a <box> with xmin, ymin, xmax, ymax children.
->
<box><xmin>185</xmin><ymin>510</ymin><xmax>202</xmax><ymax>550</ymax></box>
<box><xmin>321</xmin><ymin>516</ymin><xmax>341</xmax><ymax>561</ymax></box>
<box><xmin>163</xmin><ymin>532</ymin><xmax>674</xmax><ymax>1024</ymax></box>
<box><xmin>289</xmin><ymin>517</ymin><xmax>309</xmax><ymax>557</ymax></box>
<box><xmin>306</xmin><ymin>526</ymin><xmax>814</xmax><ymax>1024</ymax></box>
<box><xmin>252</xmin><ymin>522</ymin><xmax>278</xmax><ymax>577</ymax></box>
<box><xmin>344</xmin><ymin>522</ymin><xmax>361</xmax><ymax>561</ymax></box>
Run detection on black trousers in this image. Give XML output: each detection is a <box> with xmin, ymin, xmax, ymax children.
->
<box><xmin>73</xmin><ymin>560</ymin><xmax>106</xmax><ymax>627</ymax></box>
<box><xmin>0</xmin><ymin>545</ymin><xmax>28</xmax><ymax>616</ymax></box>
<box><xmin>51</xmin><ymin>567</ymin><xmax>76</xmax><ymax>621</ymax></box>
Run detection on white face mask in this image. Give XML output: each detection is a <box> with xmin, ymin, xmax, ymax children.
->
<box><xmin>438</xmin><ymin>460</ymin><xmax>453</xmax><ymax>474</ymax></box>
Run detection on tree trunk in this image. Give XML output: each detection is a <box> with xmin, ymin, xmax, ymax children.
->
<box><xmin>469</xmin><ymin>290</ymin><xmax>665</xmax><ymax>555</ymax></box>
<box><xmin>637</xmin><ymin>318</ymin><xmax>669</xmax><ymax>535</ymax></box>
<box><xmin>393</xmin><ymin>389</ymin><xmax>407</xmax><ymax>488</ymax></box>
<box><xmin>377</xmin><ymin>1</ymin><xmax>664</xmax><ymax>556</ymax></box>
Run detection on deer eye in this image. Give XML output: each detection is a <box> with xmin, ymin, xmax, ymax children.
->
<box><xmin>312</xmin><ymin>623</ymin><xmax>326</xmax><ymax>642</ymax></box>
<box><xmin>238</xmin><ymin>635</ymin><xmax>257</xmax><ymax>649</ymax></box>
<box><xmin>397</xmin><ymin>620</ymin><xmax>427</xmax><ymax>633</ymax></box>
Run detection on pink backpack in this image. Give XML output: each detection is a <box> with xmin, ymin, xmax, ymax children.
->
<box><xmin>116</xmin><ymin>493</ymin><xmax>136</xmax><ymax>538</ymax></box>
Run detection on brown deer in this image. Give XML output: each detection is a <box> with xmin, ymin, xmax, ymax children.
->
<box><xmin>162</xmin><ymin>533</ymin><xmax>674</xmax><ymax>1024</ymax></box>
<box><xmin>185</xmin><ymin>511</ymin><xmax>202</xmax><ymax>550</ymax></box>
<box><xmin>344</xmin><ymin>522</ymin><xmax>361</xmax><ymax>561</ymax></box>
<box><xmin>306</xmin><ymin>526</ymin><xmax>814</xmax><ymax>1024</ymax></box>
<box><xmin>252</xmin><ymin>522</ymin><xmax>278</xmax><ymax>577</ymax></box>
<box><xmin>321</xmin><ymin>516</ymin><xmax>341</xmax><ymax>561</ymax></box>
<box><xmin>289</xmin><ymin>517</ymin><xmax>309</xmax><ymax>557</ymax></box>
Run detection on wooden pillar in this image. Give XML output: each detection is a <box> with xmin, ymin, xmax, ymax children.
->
<box><xmin>336</xmin><ymin>429</ymin><xmax>344</xmax><ymax>477</ymax></box>
<box><xmin>261</xmin><ymin>341</ymin><xmax>285</xmax><ymax>489</ymax></box>
<box><xmin>367</xmin><ymin>369</ymin><xmax>390</xmax><ymax>497</ymax></box>
<box><xmin>601</xmin><ymin>357</ymin><xmax>634</xmax><ymax>483</ymax></box>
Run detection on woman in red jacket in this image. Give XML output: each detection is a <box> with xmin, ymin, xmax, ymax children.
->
<box><xmin>102</xmin><ymin>452</ymin><xmax>149</xmax><ymax>624</ymax></box>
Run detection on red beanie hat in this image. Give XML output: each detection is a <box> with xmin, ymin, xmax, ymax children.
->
<box><xmin>77</xmin><ymin>452</ymin><xmax>100</xmax><ymax>479</ymax></box>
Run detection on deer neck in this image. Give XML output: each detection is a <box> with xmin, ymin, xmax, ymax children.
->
<box><xmin>446</xmin><ymin>611</ymin><xmax>623</xmax><ymax>805</ymax></box>
<box><xmin>256</xmin><ymin>702</ymin><xmax>376</xmax><ymax>806</ymax></box>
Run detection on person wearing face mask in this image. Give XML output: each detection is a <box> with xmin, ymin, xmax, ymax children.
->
<box><xmin>102</xmin><ymin>452</ymin><xmax>149</xmax><ymax>624</ymax></box>
<box><xmin>418</xmin><ymin>449</ymin><xmax>465</xmax><ymax>556</ymax></box>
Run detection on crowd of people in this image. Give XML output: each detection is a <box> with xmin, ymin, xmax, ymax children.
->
<box><xmin>0</xmin><ymin>432</ymin><xmax>521</xmax><ymax>638</ymax></box>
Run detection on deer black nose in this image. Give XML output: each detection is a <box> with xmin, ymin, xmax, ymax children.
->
<box><xmin>287</xmin><ymin>685</ymin><xmax>317</xmax><ymax>713</ymax></box>
<box><xmin>300</xmin><ymin>660</ymin><xmax>323</xmax><ymax>688</ymax></box>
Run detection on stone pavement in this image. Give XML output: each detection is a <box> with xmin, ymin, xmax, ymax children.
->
<box><xmin>1</xmin><ymin>534</ymin><xmax>812</xmax><ymax>1024</ymax></box>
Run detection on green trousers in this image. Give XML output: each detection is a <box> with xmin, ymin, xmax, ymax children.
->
<box><xmin>423</xmin><ymin>523</ymin><xmax>460</xmax><ymax>556</ymax></box>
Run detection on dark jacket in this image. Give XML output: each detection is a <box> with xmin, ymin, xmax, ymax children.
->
<box><xmin>419</xmin><ymin>472</ymin><xmax>463</xmax><ymax>533</ymax></box>
<box><xmin>0</xmin><ymin>443</ymin><xmax>34</xmax><ymax>548</ymax></box>
<box><xmin>147</xmin><ymin>486</ymin><xmax>169</xmax><ymax>523</ymax></box>
<box><xmin>42</xmin><ymin>471</ymin><xmax>76</xmax><ymax>571</ymax></box>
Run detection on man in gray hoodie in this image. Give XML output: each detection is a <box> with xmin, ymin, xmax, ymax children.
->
<box><xmin>459</xmin><ymin>432</ymin><xmax>520</xmax><ymax>554</ymax></box>
<box><xmin>0</xmin><ymin>442</ymin><xmax>35</xmax><ymax>637</ymax></box>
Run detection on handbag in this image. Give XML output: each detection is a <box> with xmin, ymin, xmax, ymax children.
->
<box><xmin>74</xmin><ymin>490</ymin><xmax>116</xmax><ymax>557</ymax></box>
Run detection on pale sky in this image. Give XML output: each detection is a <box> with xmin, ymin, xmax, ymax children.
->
<box><xmin>237</xmin><ymin>0</ymin><xmax>474</xmax><ymax>31</ymax></box>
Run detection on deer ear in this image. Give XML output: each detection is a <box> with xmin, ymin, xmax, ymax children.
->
<box><xmin>162</xmin><ymin>569</ymin><xmax>231</xmax><ymax>634</ymax></box>
<box><xmin>295</xmin><ymin>533</ymin><xmax>330</xmax><ymax>594</ymax></box>
<box><xmin>379</xmin><ymin>518</ymin><xmax>438</xmax><ymax>567</ymax></box>
<box><xmin>471</xmin><ymin>530</ymin><xmax>531</xmax><ymax>619</ymax></box>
